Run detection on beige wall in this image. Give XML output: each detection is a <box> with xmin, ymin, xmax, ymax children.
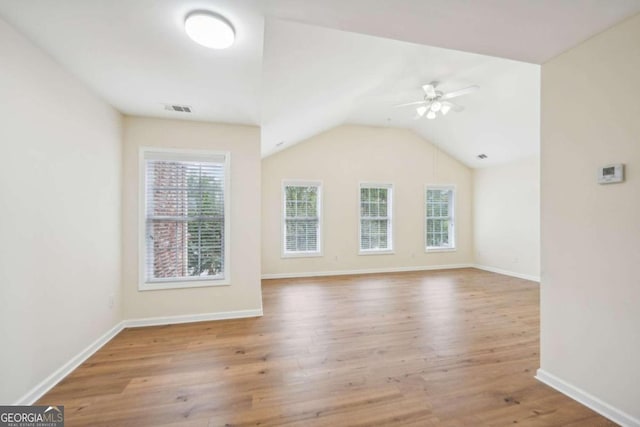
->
<box><xmin>121</xmin><ymin>117</ymin><xmax>262</xmax><ymax>319</ymax></box>
<box><xmin>262</xmin><ymin>125</ymin><xmax>473</xmax><ymax>276</ymax></box>
<box><xmin>0</xmin><ymin>18</ymin><xmax>122</xmax><ymax>403</ymax></box>
<box><xmin>474</xmin><ymin>156</ymin><xmax>540</xmax><ymax>280</ymax></box>
<box><xmin>541</xmin><ymin>13</ymin><xmax>640</xmax><ymax>421</ymax></box>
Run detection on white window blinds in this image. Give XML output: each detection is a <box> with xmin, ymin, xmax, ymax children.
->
<box><xmin>143</xmin><ymin>150</ymin><xmax>228</xmax><ymax>285</ymax></box>
<box><xmin>426</xmin><ymin>187</ymin><xmax>455</xmax><ymax>250</ymax></box>
<box><xmin>360</xmin><ymin>184</ymin><xmax>393</xmax><ymax>252</ymax></box>
<box><xmin>283</xmin><ymin>183</ymin><xmax>321</xmax><ymax>255</ymax></box>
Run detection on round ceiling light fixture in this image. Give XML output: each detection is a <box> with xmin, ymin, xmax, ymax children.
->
<box><xmin>184</xmin><ymin>11</ymin><xmax>235</xmax><ymax>49</ymax></box>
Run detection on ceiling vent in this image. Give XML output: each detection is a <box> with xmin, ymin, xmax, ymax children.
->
<box><xmin>477</xmin><ymin>154</ymin><xmax>488</xmax><ymax>159</ymax></box>
<box><xmin>164</xmin><ymin>104</ymin><xmax>192</xmax><ymax>113</ymax></box>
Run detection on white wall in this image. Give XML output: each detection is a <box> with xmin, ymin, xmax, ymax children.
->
<box><xmin>473</xmin><ymin>156</ymin><xmax>540</xmax><ymax>280</ymax></box>
<box><xmin>121</xmin><ymin>117</ymin><xmax>262</xmax><ymax>319</ymax></box>
<box><xmin>262</xmin><ymin>125</ymin><xmax>473</xmax><ymax>276</ymax></box>
<box><xmin>0</xmin><ymin>18</ymin><xmax>122</xmax><ymax>404</ymax></box>
<box><xmin>540</xmin><ymin>13</ymin><xmax>640</xmax><ymax>423</ymax></box>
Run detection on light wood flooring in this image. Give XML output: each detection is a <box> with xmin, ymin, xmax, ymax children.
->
<box><xmin>38</xmin><ymin>268</ymin><xmax>616</xmax><ymax>426</ymax></box>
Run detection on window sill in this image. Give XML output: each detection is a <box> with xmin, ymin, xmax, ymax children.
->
<box><xmin>425</xmin><ymin>247</ymin><xmax>457</xmax><ymax>253</ymax></box>
<box><xmin>281</xmin><ymin>251</ymin><xmax>323</xmax><ymax>259</ymax></box>
<box><xmin>139</xmin><ymin>278</ymin><xmax>230</xmax><ymax>291</ymax></box>
<box><xmin>359</xmin><ymin>249</ymin><xmax>395</xmax><ymax>256</ymax></box>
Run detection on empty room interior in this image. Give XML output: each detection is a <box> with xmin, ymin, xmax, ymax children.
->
<box><xmin>1</xmin><ymin>1</ymin><xmax>639</xmax><ymax>426</ymax></box>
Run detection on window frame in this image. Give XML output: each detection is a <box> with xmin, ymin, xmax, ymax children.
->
<box><xmin>425</xmin><ymin>184</ymin><xmax>456</xmax><ymax>253</ymax></box>
<box><xmin>281</xmin><ymin>180</ymin><xmax>323</xmax><ymax>258</ymax></box>
<box><xmin>358</xmin><ymin>182</ymin><xmax>394</xmax><ymax>255</ymax></box>
<box><xmin>138</xmin><ymin>147</ymin><xmax>231</xmax><ymax>291</ymax></box>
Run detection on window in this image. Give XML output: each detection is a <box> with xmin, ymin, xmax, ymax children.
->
<box><xmin>283</xmin><ymin>182</ymin><xmax>322</xmax><ymax>257</ymax></box>
<box><xmin>426</xmin><ymin>186</ymin><xmax>455</xmax><ymax>251</ymax></box>
<box><xmin>359</xmin><ymin>183</ymin><xmax>393</xmax><ymax>253</ymax></box>
<box><xmin>139</xmin><ymin>148</ymin><xmax>230</xmax><ymax>290</ymax></box>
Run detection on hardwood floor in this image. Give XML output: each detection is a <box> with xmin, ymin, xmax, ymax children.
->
<box><xmin>38</xmin><ymin>268</ymin><xmax>615</xmax><ymax>426</ymax></box>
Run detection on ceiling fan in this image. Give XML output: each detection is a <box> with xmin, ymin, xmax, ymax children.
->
<box><xmin>394</xmin><ymin>82</ymin><xmax>479</xmax><ymax>120</ymax></box>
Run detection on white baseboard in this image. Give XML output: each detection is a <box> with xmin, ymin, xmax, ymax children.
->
<box><xmin>536</xmin><ymin>369</ymin><xmax>639</xmax><ymax>427</ymax></box>
<box><xmin>473</xmin><ymin>264</ymin><xmax>540</xmax><ymax>282</ymax></box>
<box><xmin>13</xmin><ymin>308</ymin><xmax>263</xmax><ymax>405</ymax></box>
<box><xmin>261</xmin><ymin>264</ymin><xmax>473</xmax><ymax>280</ymax></box>
<box><xmin>124</xmin><ymin>309</ymin><xmax>263</xmax><ymax>328</ymax></box>
<box><xmin>14</xmin><ymin>321</ymin><xmax>125</xmax><ymax>405</ymax></box>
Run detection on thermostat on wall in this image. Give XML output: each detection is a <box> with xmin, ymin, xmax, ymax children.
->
<box><xmin>597</xmin><ymin>164</ymin><xmax>624</xmax><ymax>184</ymax></box>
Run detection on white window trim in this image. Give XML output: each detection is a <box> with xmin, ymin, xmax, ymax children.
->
<box><xmin>138</xmin><ymin>147</ymin><xmax>231</xmax><ymax>291</ymax></box>
<box><xmin>425</xmin><ymin>184</ymin><xmax>456</xmax><ymax>253</ymax></box>
<box><xmin>358</xmin><ymin>182</ymin><xmax>394</xmax><ymax>255</ymax></box>
<box><xmin>281</xmin><ymin>180</ymin><xmax>323</xmax><ymax>258</ymax></box>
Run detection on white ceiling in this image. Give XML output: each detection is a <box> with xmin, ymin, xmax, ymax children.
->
<box><xmin>0</xmin><ymin>1</ymin><xmax>638</xmax><ymax>167</ymax></box>
<box><xmin>0</xmin><ymin>0</ymin><xmax>265</xmax><ymax>125</ymax></box>
<box><xmin>262</xmin><ymin>19</ymin><xmax>540</xmax><ymax>167</ymax></box>
<box><xmin>263</xmin><ymin>0</ymin><xmax>640</xmax><ymax>64</ymax></box>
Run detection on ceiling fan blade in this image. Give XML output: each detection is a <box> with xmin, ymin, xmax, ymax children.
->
<box><xmin>441</xmin><ymin>101</ymin><xmax>464</xmax><ymax>115</ymax></box>
<box><xmin>441</xmin><ymin>85</ymin><xmax>479</xmax><ymax>100</ymax></box>
<box><xmin>393</xmin><ymin>100</ymin><xmax>426</xmax><ymax>108</ymax></box>
<box><xmin>422</xmin><ymin>84</ymin><xmax>437</xmax><ymax>98</ymax></box>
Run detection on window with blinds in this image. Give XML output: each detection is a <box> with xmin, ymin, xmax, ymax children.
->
<box><xmin>283</xmin><ymin>183</ymin><xmax>321</xmax><ymax>256</ymax></box>
<box><xmin>140</xmin><ymin>149</ymin><xmax>230</xmax><ymax>290</ymax></box>
<box><xmin>426</xmin><ymin>186</ymin><xmax>455</xmax><ymax>250</ymax></box>
<box><xmin>360</xmin><ymin>184</ymin><xmax>393</xmax><ymax>253</ymax></box>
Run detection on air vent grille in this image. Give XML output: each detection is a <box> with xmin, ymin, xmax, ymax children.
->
<box><xmin>164</xmin><ymin>104</ymin><xmax>192</xmax><ymax>113</ymax></box>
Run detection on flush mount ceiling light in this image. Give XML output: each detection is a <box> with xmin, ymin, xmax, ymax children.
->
<box><xmin>394</xmin><ymin>81</ymin><xmax>479</xmax><ymax>120</ymax></box>
<box><xmin>184</xmin><ymin>11</ymin><xmax>235</xmax><ymax>49</ymax></box>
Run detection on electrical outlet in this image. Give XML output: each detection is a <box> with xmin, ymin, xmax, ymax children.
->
<box><xmin>108</xmin><ymin>294</ymin><xmax>115</xmax><ymax>309</ymax></box>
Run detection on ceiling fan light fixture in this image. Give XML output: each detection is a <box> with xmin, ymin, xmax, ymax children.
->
<box><xmin>185</xmin><ymin>11</ymin><xmax>235</xmax><ymax>49</ymax></box>
<box><xmin>395</xmin><ymin>82</ymin><xmax>478</xmax><ymax>120</ymax></box>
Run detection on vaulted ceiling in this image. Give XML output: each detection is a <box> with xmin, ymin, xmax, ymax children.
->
<box><xmin>1</xmin><ymin>0</ymin><xmax>638</xmax><ymax>167</ymax></box>
<box><xmin>261</xmin><ymin>19</ymin><xmax>540</xmax><ymax>166</ymax></box>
